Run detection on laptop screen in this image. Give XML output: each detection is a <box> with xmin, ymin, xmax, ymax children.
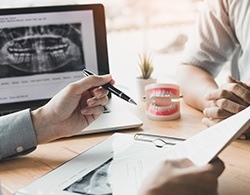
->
<box><xmin>0</xmin><ymin>5</ymin><xmax>108</xmax><ymax>107</ymax></box>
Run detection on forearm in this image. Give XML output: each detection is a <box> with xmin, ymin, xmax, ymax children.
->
<box><xmin>176</xmin><ymin>64</ymin><xmax>218</xmax><ymax>111</ymax></box>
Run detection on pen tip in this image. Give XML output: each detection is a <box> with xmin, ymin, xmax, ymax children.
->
<box><xmin>129</xmin><ymin>99</ymin><xmax>137</xmax><ymax>105</ymax></box>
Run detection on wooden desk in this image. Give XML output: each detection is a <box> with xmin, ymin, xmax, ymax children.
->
<box><xmin>0</xmin><ymin>101</ymin><xmax>249</xmax><ymax>195</ymax></box>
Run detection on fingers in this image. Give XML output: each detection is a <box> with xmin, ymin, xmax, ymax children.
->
<box><xmin>203</xmin><ymin>107</ymin><xmax>232</xmax><ymax>119</ymax></box>
<box><xmin>164</xmin><ymin>158</ymin><xmax>195</xmax><ymax>169</ymax></box>
<box><xmin>204</xmin><ymin>96</ymin><xmax>247</xmax><ymax>117</ymax></box>
<box><xmin>226</xmin><ymin>75</ymin><xmax>235</xmax><ymax>83</ymax></box>
<box><xmin>205</xmin><ymin>88</ymin><xmax>249</xmax><ymax>106</ymax></box>
<box><xmin>204</xmin><ymin>158</ymin><xmax>225</xmax><ymax>178</ymax></box>
<box><xmin>246</xmin><ymin>81</ymin><xmax>250</xmax><ymax>87</ymax></box>
<box><xmin>87</xmin><ymin>96</ymin><xmax>109</xmax><ymax>107</ymax></box>
<box><xmin>216</xmin><ymin>98</ymin><xmax>247</xmax><ymax>114</ymax></box>
<box><xmin>80</xmin><ymin>93</ymin><xmax>109</xmax><ymax>115</ymax></box>
<box><xmin>224</xmin><ymin>83</ymin><xmax>250</xmax><ymax>104</ymax></box>
<box><xmin>91</xmin><ymin>87</ymin><xmax>109</xmax><ymax>98</ymax></box>
<box><xmin>202</xmin><ymin>118</ymin><xmax>223</xmax><ymax>127</ymax></box>
<box><xmin>68</xmin><ymin>75</ymin><xmax>113</xmax><ymax>96</ymax></box>
<box><xmin>189</xmin><ymin>158</ymin><xmax>224</xmax><ymax>180</ymax></box>
<box><xmin>81</xmin><ymin>92</ymin><xmax>109</xmax><ymax>114</ymax></box>
<box><xmin>228</xmin><ymin>75</ymin><xmax>250</xmax><ymax>89</ymax></box>
<box><xmin>239</xmin><ymin>127</ymin><xmax>250</xmax><ymax>140</ymax></box>
<box><xmin>76</xmin><ymin>77</ymin><xmax>110</xmax><ymax>116</ymax></box>
<box><xmin>81</xmin><ymin>105</ymin><xmax>105</xmax><ymax>115</ymax></box>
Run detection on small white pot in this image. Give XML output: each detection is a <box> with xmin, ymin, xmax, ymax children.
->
<box><xmin>135</xmin><ymin>77</ymin><xmax>157</xmax><ymax>100</ymax></box>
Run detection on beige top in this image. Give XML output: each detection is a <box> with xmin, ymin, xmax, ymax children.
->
<box><xmin>181</xmin><ymin>0</ymin><xmax>250</xmax><ymax>82</ymax></box>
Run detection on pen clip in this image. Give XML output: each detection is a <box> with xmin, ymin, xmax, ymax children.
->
<box><xmin>134</xmin><ymin>133</ymin><xmax>185</xmax><ymax>148</ymax></box>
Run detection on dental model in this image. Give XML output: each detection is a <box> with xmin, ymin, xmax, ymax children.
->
<box><xmin>145</xmin><ymin>83</ymin><xmax>181</xmax><ymax>121</ymax></box>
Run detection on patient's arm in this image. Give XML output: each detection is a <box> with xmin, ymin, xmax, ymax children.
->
<box><xmin>176</xmin><ymin>64</ymin><xmax>218</xmax><ymax>111</ymax></box>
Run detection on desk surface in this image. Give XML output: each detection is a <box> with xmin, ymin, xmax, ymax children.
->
<box><xmin>0</xmin><ymin>101</ymin><xmax>249</xmax><ymax>195</ymax></box>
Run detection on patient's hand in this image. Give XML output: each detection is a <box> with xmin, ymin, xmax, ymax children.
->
<box><xmin>138</xmin><ymin>158</ymin><xmax>224</xmax><ymax>195</ymax></box>
<box><xmin>202</xmin><ymin>76</ymin><xmax>250</xmax><ymax>139</ymax></box>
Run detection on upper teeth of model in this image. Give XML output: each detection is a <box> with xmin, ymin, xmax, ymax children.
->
<box><xmin>149</xmin><ymin>90</ymin><xmax>174</xmax><ymax>99</ymax></box>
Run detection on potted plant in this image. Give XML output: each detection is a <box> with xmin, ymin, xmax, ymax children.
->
<box><xmin>136</xmin><ymin>52</ymin><xmax>157</xmax><ymax>99</ymax></box>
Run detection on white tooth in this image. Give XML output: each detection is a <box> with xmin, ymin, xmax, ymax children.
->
<box><xmin>52</xmin><ymin>51</ymin><xmax>60</xmax><ymax>61</ymax></box>
<box><xmin>47</xmin><ymin>47</ymin><xmax>52</xmax><ymax>51</ymax></box>
<box><xmin>16</xmin><ymin>55</ymin><xmax>23</xmax><ymax>63</ymax></box>
<box><xmin>59</xmin><ymin>53</ymin><xmax>64</xmax><ymax>61</ymax></box>
<box><xmin>158</xmin><ymin>90</ymin><xmax>161</xmax><ymax>96</ymax></box>
<box><xmin>61</xmin><ymin>52</ymin><xmax>66</xmax><ymax>60</ymax></box>
<box><xmin>156</xmin><ymin>90</ymin><xmax>160</xmax><ymax>97</ymax></box>
<box><xmin>24</xmin><ymin>55</ymin><xmax>30</xmax><ymax>63</ymax></box>
<box><xmin>150</xmin><ymin>92</ymin><xmax>154</xmax><ymax>99</ymax></box>
<box><xmin>13</xmin><ymin>57</ymin><xmax>19</xmax><ymax>64</ymax></box>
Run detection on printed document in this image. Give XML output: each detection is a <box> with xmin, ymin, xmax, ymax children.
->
<box><xmin>111</xmin><ymin>106</ymin><xmax>250</xmax><ymax>195</ymax></box>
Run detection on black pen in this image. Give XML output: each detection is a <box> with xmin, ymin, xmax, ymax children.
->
<box><xmin>82</xmin><ymin>69</ymin><xmax>137</xmax><ymax>105</ymax></box>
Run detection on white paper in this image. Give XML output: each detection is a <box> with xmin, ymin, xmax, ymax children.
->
<box><xmin>111</xmin><ymin>106</ymin><xmax>250</xmax><ymax>195</ymax></box>
<box><xmin>176</xmin><ymin>106</ymin><xmax>250</xmax><ymax>165</ymax></box>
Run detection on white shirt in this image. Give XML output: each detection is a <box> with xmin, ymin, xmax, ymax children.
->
<box><xmin>181</xmin><ymin>0</ymin><xmax>250</xmax><ymax>82</ymax></box>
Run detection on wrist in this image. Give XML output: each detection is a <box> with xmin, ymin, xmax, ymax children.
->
<box><xmin>201</xmin><ymin>83</ymin><xmax>218</xmax><ymax>110</ymax></box>
<box><xmin>31</xmin><ymin>107</ymin><xmax>57</xmax><ymax>144</ymax></box>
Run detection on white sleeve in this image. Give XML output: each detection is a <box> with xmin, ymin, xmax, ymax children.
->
<box><xmin>181</xmin><ymin>0</ymin><xmax>238</xmax><ymax>78</ymax></box>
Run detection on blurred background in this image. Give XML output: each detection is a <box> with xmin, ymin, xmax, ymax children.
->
<box><xmin>0</xmin><ymin>0</ymin><xmax>228</xmax><ymax>90</ymax></box>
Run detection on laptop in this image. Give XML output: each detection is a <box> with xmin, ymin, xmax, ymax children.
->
<box><xmin>0</xmin><ymin>4</ymin><xmax>142</xmax><ymax>134</ymax></box>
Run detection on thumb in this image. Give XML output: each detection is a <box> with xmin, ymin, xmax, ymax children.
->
<box><xmin>70</xmin><ymin>75</ymin><xmax>113</xmax><ymax>96</ymax></box>
<box><xmin>202</xmin><ymin>158</ymin><xmax>225</xmax><ymax>178</ymax></box>
<box><xmin>246</xmin><ymin>80</ymin><xmax>250</xmax><ymax>87</ymax></box>
<box><xmin>226</xmin><ymin>75</ymin><xmax>235</xmax><ymax>83</ymax></box>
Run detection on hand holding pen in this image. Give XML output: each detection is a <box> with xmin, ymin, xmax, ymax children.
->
<box><xmin>83</xmin><ymin>69</ymin><xmax>137</xmax><ymax>105</ymax></box>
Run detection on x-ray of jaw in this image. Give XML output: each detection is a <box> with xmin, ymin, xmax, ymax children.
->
<box><xmin>0</xmin><ymin>24</ymin><xmax>85</xmax><ymax>78</ymax></box>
